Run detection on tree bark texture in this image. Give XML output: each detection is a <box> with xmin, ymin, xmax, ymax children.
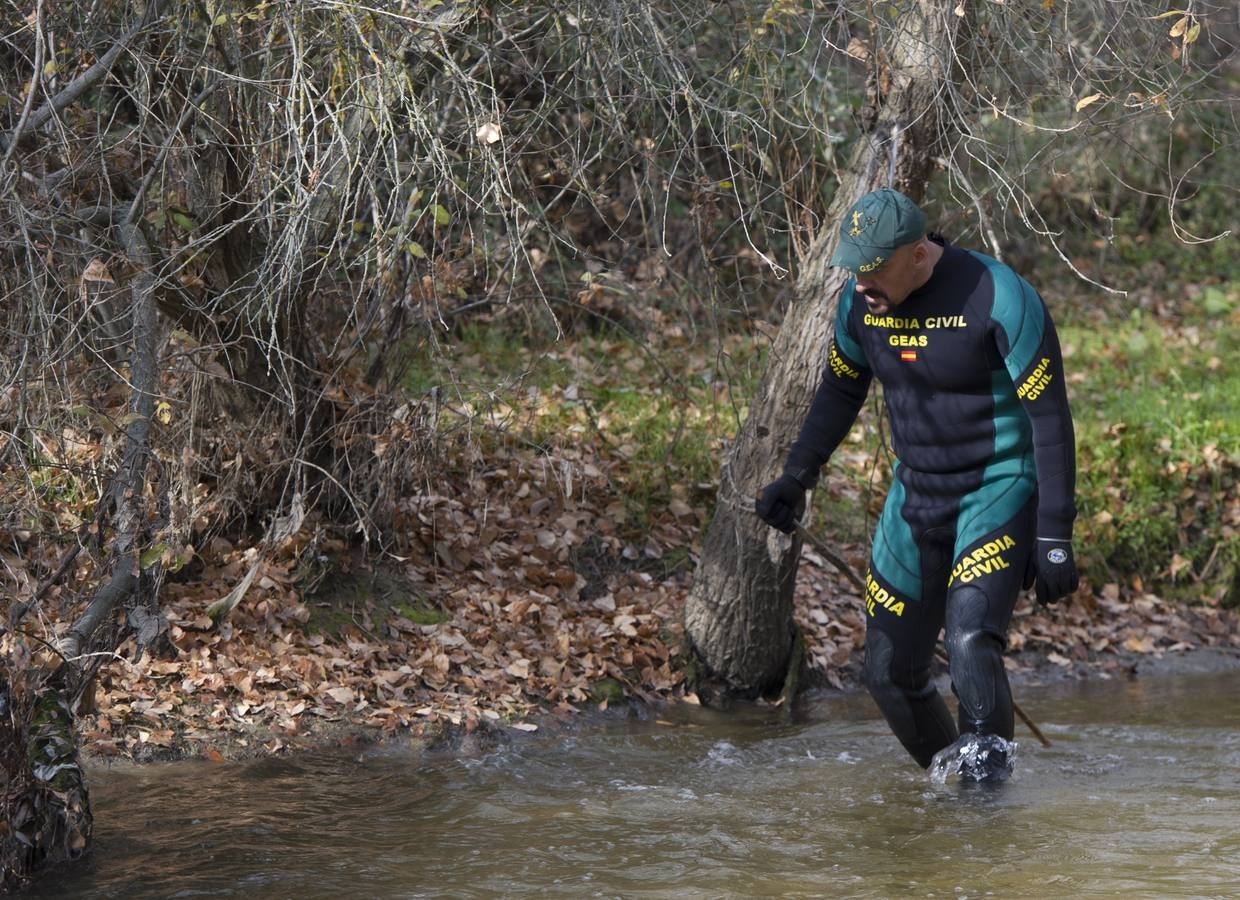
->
<box><xmin>0</xmin><ymin>677</ymin><xmax>93</xmax><ymax>889</ymax></box>
<box><xmin>685</xmin><ymin>0</ymin><xmax>959</xmax><ymax>697</ymax></box>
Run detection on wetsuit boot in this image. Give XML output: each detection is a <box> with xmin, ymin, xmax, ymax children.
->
<box><xmin>940</xmin><ymin>583</ymin><xmax>1018</xmax><ymax>782</ymax></box>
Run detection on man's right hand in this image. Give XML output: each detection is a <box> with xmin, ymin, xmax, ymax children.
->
<box><xmin>755</xmin><ymin>474</ymin><xmax>807</xmax><ymax>534</ymax></box>
<box><xmin>1033</xmin><ymin>538</ymin><xmax>1079</xmax><ymax>605</ymax></box>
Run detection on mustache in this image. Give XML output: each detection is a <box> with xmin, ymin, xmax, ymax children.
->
<box><xmin>861</xmin><ymin>289</ymin><xmax>890</xmax><ymax>314</ymax></box>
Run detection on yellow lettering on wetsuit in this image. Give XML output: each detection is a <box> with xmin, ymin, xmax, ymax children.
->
<box><xmin>864</xmin><ymin>313</ymin><xmax>950</xmax><ymax>350</ymax></box>
<box><xmin>1017</xmin><ymin>357</ymin><xmax>1054</xmax><ymax>400</ymax></box>
<box><xmin>863</xmin><ymin>314</ymin><xmax>921</xmax><ymax>329</ymax></box>
<box><xmin>924</xmin><ymin>315</ymin><xmax>969</xmax><ymax>328</ymax></box>
<box><xmin>887</xmin><ymin>334</ymin><xmax>928</xmax><ymax>347</ymax></box>
<box><xmin>828</xmin><ymin>343</ymin><xmax>861</xmax><ymax>380</ymax></box>
<box><xmin>949</xmin><ymin>534</ymin><xmax>1017</xmax><ymax>586</ymax></box>
<box><xmin>865</xmin><ymin>571</ymin><xmax>907</xmax><ymax>618</ymax></box>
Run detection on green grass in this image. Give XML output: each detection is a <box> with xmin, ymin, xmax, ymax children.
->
<box><xmin>1061</xmin><ymin>290</ymin><xmax>1239</xmax><ymax>603</ymax></box>
<box><xmin>392</xmin><ymin>601</ymin><xmax>450</xmax><ymax>626</ymax></box>
<box><xmin>403</xmin><ymin>321</ymin><xmax>573</xmax><ymax>401</ymax></box>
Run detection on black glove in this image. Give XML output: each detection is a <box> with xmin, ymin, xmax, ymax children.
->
<box><xmin>755</xmin><ymin>473</ymin><xmax>807</xmax><ymax>535</ymax></box>
<box><xmin>1032</xmin><ymin>538</ymin><xmax>1079</xmax><ymax>605</ymax></box>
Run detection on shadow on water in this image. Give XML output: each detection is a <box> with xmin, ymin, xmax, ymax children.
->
<box><xmin>33</xmin><ymin>671</ymin><xmax>1240</xmax><ymax>898</ymax></box>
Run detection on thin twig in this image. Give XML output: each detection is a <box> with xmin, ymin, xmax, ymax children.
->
<box><xmin>794</xmin><ymin>520</ymin><xmax>866</xmax><ymax>594</ymax></box>
<box><xmin>0</xmin><ymin>0</ymin><xmax>45</xmax><ymax>171</ymax></box>
<box><xmin>125</xmin><ymin>76</ymin><xmax>222</xmax><ymax>225</ymax></box>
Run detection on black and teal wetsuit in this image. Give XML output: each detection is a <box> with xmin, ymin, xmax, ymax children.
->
<box><xmin>787</xmin><ymin>236</ymin><xmax>1076</xmax><ymax>767</ymax></box>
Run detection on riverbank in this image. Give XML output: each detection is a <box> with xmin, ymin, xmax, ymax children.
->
<box><xmin>76</xmin><ymin>533</ymin><xmax>1240</xmax><ymax>766</ymax></box>
<box><xmin>77</xmin><ymin>640</ymin><xmax>1240</xmax><ymax>769</ymax></box>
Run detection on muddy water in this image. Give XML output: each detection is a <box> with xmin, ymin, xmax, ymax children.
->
<box><xmin>38</xmin><ymin>671</ymin><xmax>1240</xmax><ymax>898</ymax></box>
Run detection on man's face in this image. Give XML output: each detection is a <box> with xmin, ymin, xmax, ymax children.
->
<box><xmin>854</xmin><ymin>242</ymin><xmax>921</xmax><ymax>315</ymax></box>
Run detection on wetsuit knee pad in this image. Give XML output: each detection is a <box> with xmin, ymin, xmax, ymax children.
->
<box><xmin>945</xmin><ymin>584</ymin><xmax>1012</xmax><ymax>735</ymax></box>
<box><xmin>863</xmin><ymin>628</ymin><xmax>935</xmax><ymax>697</ymax></box>
<box><xmin>945</xmin><ymin>583</ymin><xmax>1004</xmax><ymax>648</ymax></box>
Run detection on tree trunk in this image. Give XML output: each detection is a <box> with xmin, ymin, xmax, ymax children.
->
<box><xmin>685</xmin><ymin>0</ymin><xmax>958</xmax><ymax>697</ymax></box>
<box><xmin>0</xmin><ymin>673</ymin><xmax>93</xmax><ymax>889</ymax></box>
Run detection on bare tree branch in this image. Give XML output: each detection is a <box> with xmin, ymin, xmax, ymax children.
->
<box><xmin>0</xmin><ymin>2</ymin><xmax>164</xmax><ymax>155</ymax></box>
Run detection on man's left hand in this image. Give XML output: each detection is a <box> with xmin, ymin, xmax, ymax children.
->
<box><xmin>1033</xmin><ymin>538</ymin><xmax>1079</xmax><ymax>605</ymax></box>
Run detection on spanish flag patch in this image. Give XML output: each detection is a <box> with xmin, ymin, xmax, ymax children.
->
<box><xmin>899</xmin><ymin>349</ymin><xmax>917</xmax><ymax>362</ymax></box>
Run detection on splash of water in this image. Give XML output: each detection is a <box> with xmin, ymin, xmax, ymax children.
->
<box><xmin>929</xmin><ymin>733</ymin><xmax>1018</xmax><ymax>784</ymax></box>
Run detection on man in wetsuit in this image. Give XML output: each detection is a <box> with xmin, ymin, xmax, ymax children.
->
<box><xmin>756</xmin><ymin>188</ymin><xmax>1079</xmax><ymax>780</ymax></box>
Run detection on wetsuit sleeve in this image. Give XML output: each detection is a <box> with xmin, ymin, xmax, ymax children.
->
<box><xmin>989</xmin><ymin>273</ymin><xmax>1077</xmax><ymax>540</ymax></box>
<box><xmin>784</xmin><ymin>279</ymin><xmax>873</xmax><ymax>487</ymax></box>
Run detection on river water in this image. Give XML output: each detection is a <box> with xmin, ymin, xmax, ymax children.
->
<box><xmin>37</xmin><ymin>671</ymin><xmax>1240</xmax><ymax>898</ymax></box>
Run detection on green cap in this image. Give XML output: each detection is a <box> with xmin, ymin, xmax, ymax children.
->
<box><xmin>829</xmin><ymin>188</ymin><xmax>927</xmax><ymax>274</ymax></box>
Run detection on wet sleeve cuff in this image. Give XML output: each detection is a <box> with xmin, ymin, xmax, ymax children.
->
<box><xmin>782</xmin><ymin>464</ymin><xmax>819</xmax><ymax>491</ymax></box>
